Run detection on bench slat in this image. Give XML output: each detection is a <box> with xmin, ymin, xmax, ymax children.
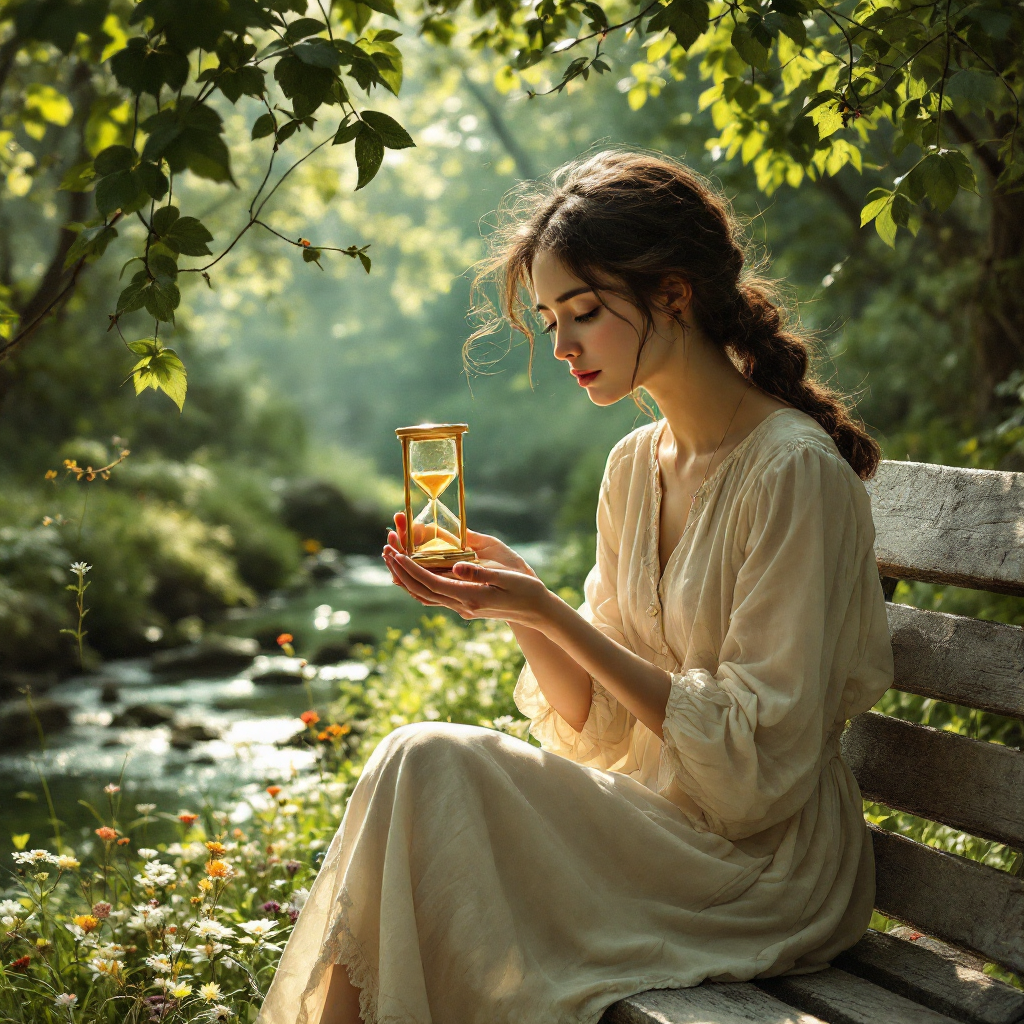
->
<box><xmin>868</xmin><ymin>462</ymin><xmax>1024</xmax><ymax>597</ymax></box>
<box><xmin>888</xmin><ymin>603</ymin><xmax>1024</xmax><ymax>721</ymax></box>
<box><xmin>759</xmin><ymin>967</ymin><xmax>961</xmax><ymax>1024</ymax></box>
<box><xmin>871</xmin><ymin>826</ymin><xmax>1024</xmax><ymax>976</ymax></box>
<box><xmin>602</xmin><ymin>984</ymin><xmax>825</xmax><ymax>1024</ymax></box>
<box><xmin>834</xmin><ymin>928</ymin><xmax>1024</xmax><ymax>1024</ymax></box>
<box><xmin>842</xmin><ymin>712</ymin><xmax>1024</xmax><ymax>849</ymax></box>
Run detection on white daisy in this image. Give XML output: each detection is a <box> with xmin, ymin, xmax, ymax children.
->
<box><xmin>237</xmin><ymin>918</ymin><xmax>277</xmax><ymax>937</ymax></box>
<box><xmin>137</xmin><ymin>847</ymin><xmax>160</xmax><ymax>859</ymax></box>
<box><xmin>145</xmin><ymin>953</ymin><xmax>173</xmax><ymax>973</ymax></box>
<box><xmin>54</xmin><ymin>993</ymin><xmax>78</xmax><ymax>1007</ymax></box>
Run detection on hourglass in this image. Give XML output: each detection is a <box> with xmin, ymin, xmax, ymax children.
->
<box><xmin>395</xmin><ymin>423</ymin><xmax>477</xmax><ymax>570</ymax></box>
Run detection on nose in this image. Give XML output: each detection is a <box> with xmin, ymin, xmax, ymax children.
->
<box><xmin>551</xmin><ymin>325</ymin><xmax>582</xmax><ymax>363</ymax></box>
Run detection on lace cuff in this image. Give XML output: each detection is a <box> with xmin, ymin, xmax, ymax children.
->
<box><xmin>513</xmin><ymin>661</ymin><xmax>633</xmax><ymax>769</ymax></box>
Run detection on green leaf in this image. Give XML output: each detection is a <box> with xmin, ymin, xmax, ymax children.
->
<box><xmin>274</xmin><ymin>54</ymin><xmax>335</xmax><ymax>116</ymax></box>
<box><xmin>358</xmin><ymin>251</ymin><xmax>371</xmax><ymax>273</ymax></box>
<box><xmin>294</xmin><ymin>38</ymin><xmax>343</xmax><ymax>68</ymax></box>
<box><xmin>130</xmin><ymin>339</ymin><xmax>188</xmax><ymax>411</ymax></box>
<box><xmin>110</xmin><ymin>37</ymin><xmax>190</xmax><ymax>97</ymax></box>
<box><xmin>859</xmin><ymin>188</ymin><xmax>891</xmax><ymax>227</ymax></box>
<box><xmin>731</xmin><ymin>18</ymin><xmax>770</xmax><ymax>72</ymax></box>
<box><xmin>360</xmin><ymin>111</ymin><xmax>414</xmax><ymax>149</ymax></box>
<box><xmin>59</xmin><ymin>160</ymin><xmax>97</xmax><ymax>193</ymax></box>
<box><xmin>252</xmin><ymin>112</ymin><xmax>276</xmax><ymax>140</ymax></box>
<box><xmin>810</xmin><ymin>100</ymin><xmax>843</xmax><ymax>140</ymax></box>
<box><xmin>943</xmin><ymin>148</ymin><xmax>977</xmax><ymax>192</ymax></box>
<box><xmin>302</xmin><ymin>246</ymin><xmax>323</xmax><ymax>267</ymax></box>
<box><xmin>152</xmin><ymin>205</ymin><xmax>180</xmax><ymax>235</ymax></box>
<box><xmin>333</xmin><ymin>119</ymin><xmax>362</xmax><ymax>145</ymax></box>
<box><xmin>283</xmin><ymin>17</ymin><xmax>326</xmax><ymax>41</ymax></box>
<box><xmin>140</xmin><ymin>99</ymin><xmax>233</xmax><ymax>184</ymax></box>
<box><xmin>358</xmin><ymin>0</ymin><xmax>398</xmax><ymax>17</ymax></box>
<box><xmin>136</xmin><ymin>161</ymin><xmax>169</xmax><ymax>201</ymax></box>
<box><xmin>94</xmin><ymin>145</ymin><xmax>135</xmax><ymax>176</ymax></box>
<box><xmin>117</xmin><ymin>270</ymin><xmax>150</xmax><ymax>313</ymax></box>
<box><xmin>64</xmin><ymin>225</ymin><xmax>118</xmax><ymax>269</ymax></box>
<box><xmin>920</xmin><ymin>152</ymin><xmax>958</xmax><ymax>212</ymax></box>
<box><xmin>96</xmin><ymin>169</ymin><xmax>144</xmax><ymax>217</ymax></box>
<box><xmin>354</xmin><ymin>129</ymin><xmax>384</xmax><ymax>190</ymax></box>
<box><xmin>149</xmin><ymin>253</ymin><xmax>179</xmax><ymax>281</ymax></box>
<box><xmin>875</xmin><ymin>203</ymin><xmax>897</xmax><ymax>247</ymax></box>
<box><xmin>145</xmin><ymin>277</ymin><xmax>180</xmax><ymax>321</ymax></box>
<box><xmin>162</xmin><ymin>216</ymin><xmax>214</xmax><ymax>257</ymax></box>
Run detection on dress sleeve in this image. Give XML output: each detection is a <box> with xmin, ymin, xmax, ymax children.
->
<box><xmin>513</xmin><ymin>449</ymin><xmax>636</xmax><ymax>769</ymax></box>
<box><xmin>660</xmin><ymin>441</ymin><xmax>893</xmax><ymax>840</ymax></box>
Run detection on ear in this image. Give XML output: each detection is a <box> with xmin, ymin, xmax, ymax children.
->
<box><xmin>657</xmin><ymin>274</ymin><xmax>693</xmax><ymax>319</ymax></box>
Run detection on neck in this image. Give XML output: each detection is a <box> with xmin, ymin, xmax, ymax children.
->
<box><xmin>641</xmin><ymin>330</ymin><xmax>754</xmax><ymax>466</ymax></box>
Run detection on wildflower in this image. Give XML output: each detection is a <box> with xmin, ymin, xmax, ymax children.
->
<box><xmin>94</xmin><ymin>942</ymin><xmax>127</xmax><ymax>960</ymax></box>
<box><xmin>70</xmin><ymin>561</ymin><xmax>91</xmax><ymax>574</ymax></box>
<box><xmin>136</xmin><ymin>803</ymin><xmax>157</xmax><ymax>814</ymax></box>
<box><xmin>13</xmin><ymin>848</ymin><xmax>58</xmax><ymax>865</ymax></box>
<box><xmin>117</xmin><ymin>837</ymin><xmax>131</xmax><ymax>846</ymax></box>
<box><xmin>194</xmin><ymin>919</ymin><xmax>234</xmax><ymax>939</ymax></box>
<box><xmin>95</xmin><ymin>826</ymin><xmax>118</xmax><ymax>842</ymax></box>
<box><xmin>205</xmin><ymin>859</ymin><xmax>232</xmax><ymax>878</ymax></box>
<box><xmin>300</xmin><ymin>710</ymin><xmax>319</xmax><ymax>726</ymax></box>
<box><xmin>137</xmin><ymin>848</ymin><xmax>159</xmax><ymax>860</ymax></box>
<box><xmin>200</xmin><ymin>982</ymin><xmax>222</xmax><ymax>1001</ymax></box>
<box><xmin>0</xmin><ymin>899</ymin><xmax>25</xmax><ymax>915</ymax></box>
<box><xmin>266</xmin><ymin>786</ymin><xmax>282</xmax><ymax>797</ymax></box>
<box><xmin>188</xmin><ymin>940</ymin><xmax>230</xmax><ymax>962</ymax></box>
<box><xmin>261</xmin><ymin>900</ymin><xmax>281</xmax><ymax>914</ymax></box>
<box><xmin>104</xmin><ymin>783</ymin><xmax>120</xmax><ymax>794</ymax></box>
<box><xmin>326</xmin><ymin>722</ymin><xmax>349</xmax><ymax>737</ymax></box>
<box><xmin>178</xmin><ymin>811</ymin><xmax>199</xmax><ymax>825</ymax></box>
<box><xmin>205</xmin><ymin>841</ymin><xmax>227</xmax><ymax>857</ymax></box>
<box><xmin>170</xmin><ymin>981</ymin><xmax>193</xmax><ymax>999</ymax></box>
<box><xmin>89</xmin><ymin>957</ymin><xmax>122</xmax><ymax>977</ymax></box>
<box><xmin>9</xmin><ymin>954</ymin><xmax>30</xmax><ymax>971</ymax></box>
<box><xmin>238</xmin><ymin>918</ymin><xmax>278</xmax><ymax>938</ymax></box>
<box><xmin>198</xmin><ymin>878</ymin><xmax>213</xmax><ymax>892</ymax></box>
<box><xmin>284</xmin><ymin>859</ymin><xmax>301</xmax><ymax>876</ymax></box>
<box><xmin>145</xmin><ymin>953</ymin><xmax>173</xmax><ymax>973</ymax></box>
<box><xmin>288</xmin><ymin>907</ymin><xmax>299</xmax><ymax>922</ymax></box>
<box><xmin>34</xmin><ymin>871</ymin><xmax>50</xmax><ymax>881</ymax></box>
<box><xmin>288</xmin><ymin>887</ymin><xmax>310</xmax><ymax>912</ymax></box>
<box><xmin>317</xmin><ymin>729</ymin><xmax>329</xmax><ymax>741</ymax></box>
<box><xmin>210</xmin><ymin>1006</ymin><xmax>235</xmax><ymax>1021</ymax></box>
<box><xmin>54</xmin><ymin>993</ymin><xmax>78</xmax><ymax>1007</ymax></box>
<box><xmin>134</xmin><ymin>861</ymin><xmax>177</xmax><ymax>887</ymax></box>
<box><xmin>277</xmin><ymin>633</ymin><xmax>293</xmax><ymax>645</ymax></box>
<box><xmin>44</xmin><ymin>469</ymin><xmax>58</xmax><ymax>480</ymax></box>
<box><xmin>56</xmin><ymin>854</ymin><xmax>80</xmax><ymax>869</ymax></box>
<box><xmin>92</xmin><ymin>901</ymin><xmax>112</xmax><ymax>919</ymax></box>
<box><xmin>73</xmin><ymin>914</ymin><xmax>100</xmax><ymax>933</ymax></box>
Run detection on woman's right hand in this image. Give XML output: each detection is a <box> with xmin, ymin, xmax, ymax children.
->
<box><xmin>386</xmin><ymin>513</ymin><xmax>539</xmax><ymax>579</ymax></box>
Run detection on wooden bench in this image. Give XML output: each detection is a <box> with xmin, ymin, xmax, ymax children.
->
<box><xmin>603</xmin><ymin>459</ymin><xmax>1024</xmax><ymax>1024</ymax></box>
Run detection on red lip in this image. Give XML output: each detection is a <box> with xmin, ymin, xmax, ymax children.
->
<box><xmin>572</xmin><ymin>370</ymin><xmax>601</xmax><ymax>386</ymax></box>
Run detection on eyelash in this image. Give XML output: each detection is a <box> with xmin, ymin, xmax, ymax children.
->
<box><xmin>541</xmin><ymin>308</ymin><xmax>599</xmax><ymax>335</ymax></box>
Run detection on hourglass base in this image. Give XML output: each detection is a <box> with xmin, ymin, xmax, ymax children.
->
<box><xmin>410</xmin><ymin>548</ymin><xmax>479</xmax><ymax>571</ymax></box>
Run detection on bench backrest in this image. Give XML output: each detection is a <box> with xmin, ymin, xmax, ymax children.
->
<box><xmin>841</xmin><ymin>460</ymin><xmax>1024</xmax><ymax>978</ymax></box>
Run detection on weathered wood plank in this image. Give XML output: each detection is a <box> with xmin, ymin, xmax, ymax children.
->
<box><xmin>871</xmin><ymin>826</ymin><xmax>1024</xmax><ymax>977</ymax></box>
<box><xmin>842</xmin><ymin>712</ymin><xmax>1024</xmax><ymax>848</ymax></box>
<box><xmin>601</xmin><ymin>984</ymin><xmax>825</xmax><ymax>1024</ymax></box>
<box><xmin>887</xmin><ymin>603</ymin><xmax>1024</xmax><ymax>721</ymax></box>
<box><xmin>867</xmin><ymin>461</ymin><xmax>1024</xmax><ymax>596</ymax></box>
<box><xmin>835</xmin><ymin>928</ymin><xmax>1024</xmax><ymax>1024</ymax></box>
<box><xmin>758</xmin><ymin>967</ymin><xmax>961</xmax><ymax>1024</ymax></box>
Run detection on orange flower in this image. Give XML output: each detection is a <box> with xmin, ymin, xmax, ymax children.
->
<box><xmin>232</xmin><ymin>828</ymin><xmax>244</xmax><ymax>838</ymax></box>
<box><xmin>326</xmin><ymin>722</ymin><xmax>349</xmax><ymax>737</ymax></box>
<box><xmin>300</xmin><ymin>710</ymin><xmax>319</xmax><ymax>726</ymax></box>
<box><xmin>95</xmin><ymin>827</ymin><xmax>118</xmax><ymax>842</ymax></box>
<box><xmin>117</xmin><ymin>837</ymin><xmax>130</xmax><ymax>846</ymax></box>
<box><xmin>302</xmin><ymin>538</ymin><xmax>322</xmax><ymax>554</ymax></box>
<box><xmin>276</xmin><ymin>633</ymin><xmax>293</xmax><ymax>646</ymax></box>
<box><xmin>205</xmin><ymin>841</ymin><xmax>227</xmax><ymax>857</ymax></box>
<box><xmin>205</xmin><ymin>860</ymin><xmax>231</xmax><ymax>878</ymax></box>
<box><xmin>317</xmin><ymin>730</ymin><xmax>329</xmax><ymax>742</ymax></box>
<box><xmin>178</xmin><ymin>812</ymin><xmax>198</xmax><ymax>825</ymax></box>
<box><xmin>73</xmin><ymin>914</ymin><xmax>99</xmax><ymax>933</ymax></box>
<box><xmin>266</xmin><ymin>786</ymin><xmax>282</xmax><ymax>797</ymax></box>
<box><xmin>44</xmin><ymin>469</ymin><xmax>57</xmax><ymax>480</ymax></box>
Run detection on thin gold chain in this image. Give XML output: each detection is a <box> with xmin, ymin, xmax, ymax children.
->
<box><xmin>688</xmin><ymin>381</ymin><xmax>753</xmax><ymax>510</ymax></box>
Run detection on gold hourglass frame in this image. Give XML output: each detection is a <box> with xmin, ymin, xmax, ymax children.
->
<box><xmin>395</xmin><ymin>423</ymin><xmax>477</xmax><ymax>570</ymax></box>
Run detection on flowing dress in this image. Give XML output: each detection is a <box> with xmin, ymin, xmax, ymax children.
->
<box><xmin>255</xmin><ymin>407</ymin><xmax>895</xmax><ymax>1024</ymax></box>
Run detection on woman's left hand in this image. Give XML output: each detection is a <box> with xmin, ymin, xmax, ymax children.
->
<box><xmin>382</xmin><ymin>544</ymin><xmax>554</xmax><ymax>629</ymax></box>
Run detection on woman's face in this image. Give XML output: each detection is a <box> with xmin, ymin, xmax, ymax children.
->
<box><xmin>530</xmin><ymin>249</ymin><xmax>676</xmax><ymax>407</ymax></box>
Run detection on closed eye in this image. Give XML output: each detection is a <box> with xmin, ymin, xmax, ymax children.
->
<box><xmin>541</xmin><ymin>308</ymin><xmax>599</xmax><ymax>335</ymax></box>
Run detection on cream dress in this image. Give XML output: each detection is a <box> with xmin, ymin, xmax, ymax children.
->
<box><xmin>255</xmin><ymin>407</ymin><xmax>895</xmax><ymax>1024</ymax></box>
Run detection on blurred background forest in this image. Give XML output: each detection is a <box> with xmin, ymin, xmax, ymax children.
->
<box><xmin>4</xmin><ymin>30</ymin><xmax>1022</xmax><ymax>676</ymax></box>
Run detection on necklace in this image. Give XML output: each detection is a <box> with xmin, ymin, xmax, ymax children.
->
<box><xmin>662</xmin><ymin>381</ymin><xmax>753</xmax><ymax>514</ymax></box>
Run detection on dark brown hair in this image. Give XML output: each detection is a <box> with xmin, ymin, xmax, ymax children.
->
<box><xmin>468</xmin><ymin>149</ymin><xmax>881</xmax><ymax>480</ymax></box>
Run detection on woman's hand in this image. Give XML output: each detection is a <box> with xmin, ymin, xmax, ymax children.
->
<box><xmin>382</xmin><ymin>536</ymin><xmax>553</xmax><ymax>628</ymax></box>
<box><xmin>386</xmin><ymin>513</ymin><xmax>539</xmax><ymax>578</ymax></box>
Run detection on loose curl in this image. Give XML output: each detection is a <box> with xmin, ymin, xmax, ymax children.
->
<box><xmin>468</xmin><ymin>149</ymin><xmax>880</xmax><ymax>480</ymax></box>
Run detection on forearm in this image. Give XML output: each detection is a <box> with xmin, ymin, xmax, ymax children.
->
<box><xmin>536</xmin><ymin>592</ymin><xmax>672</xmax><ymax>738</ymax></box>
<box><xmin>511</xmin><ymin>623</ymin><xmax>593</xmax><ymax>732</ymax></box>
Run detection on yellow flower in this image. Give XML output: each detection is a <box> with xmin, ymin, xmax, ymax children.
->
<box><xmin>170</xmin><ymin>982</ymin><xmax>192</xmax><ymax>999</ymax></box>
<box><xmin>197</xmin><ymin>878</ymin><xmax>213</xmax><ymax>892</ymax></box>
<box><xmin>204</xmin><ymin>841</ymin><xmax>227</xmax><ymax>857</ymax></box>
<box><xmin>73</xmin><ymin>915</ymin><xmax>99</xmax><ymax>933</ymax></box>
<box><xmin>205</xmin><ymin>860</ymin><xmax>231</xmax><ymax>878</ymax></box>
<box><xmin>200</xmin><ymin>982</ymin><xmax>222</xmax><ymax>1001</ymax></box>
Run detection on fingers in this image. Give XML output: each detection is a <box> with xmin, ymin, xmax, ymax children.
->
<box><xmin>385</xmin><ymin>550</ymin><xmax>461</xmax><ymax>608</ymax></box>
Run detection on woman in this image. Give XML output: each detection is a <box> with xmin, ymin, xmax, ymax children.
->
<box><xmin>255</xmin><ymin>150</ymin><xmax>894</xmax><ymax>1024</ymax></box>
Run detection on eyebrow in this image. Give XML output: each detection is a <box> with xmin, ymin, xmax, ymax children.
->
<box><xmin>534</xmin><ymin>286</ymin><xmax>595</xmax><ymax>312</ymax></box>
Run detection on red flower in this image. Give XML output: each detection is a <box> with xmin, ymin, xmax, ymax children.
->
<box><xmin>178</xmin><ymin>812</ymin><xmax>199</xmax><ymax>825</ymax></box>
<box><xmin>300</xmin><ymin>710</ymin><xmax>319</xmax><ymax>726</ymax></box>
<box><xmin>9</xmin><ymin>955</ymin><xmax>30</xmax><ymax>972</ymax></box>
<box><xmin>276</xmin><ymin>633</ymin><xmax>293</xmax><ymax>646</ymax></box>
